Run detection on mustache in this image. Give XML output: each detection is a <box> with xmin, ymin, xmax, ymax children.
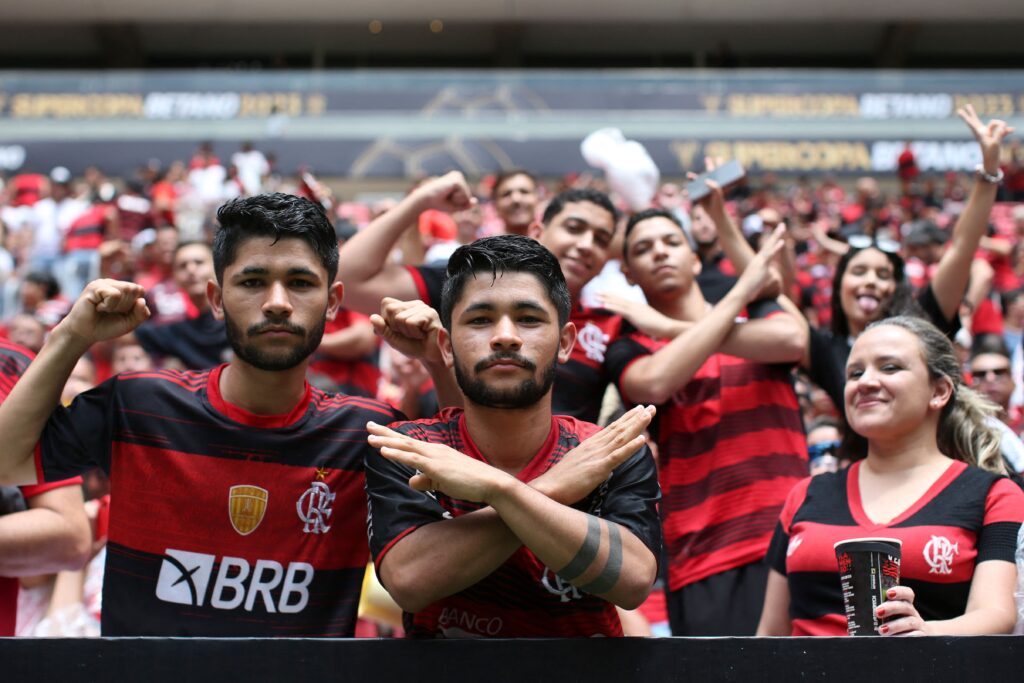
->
<box><xmin>474</xmin><ymin>352</ymin><xmax>536</xmax><ymax>373</ymax></box>
<box><xmin>247</xmin><ymin>319</ymin><xmax>306</xmax><ymax>336</ymax></box>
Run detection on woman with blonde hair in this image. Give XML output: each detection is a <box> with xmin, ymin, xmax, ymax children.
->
<box><xmin>758</xmin><ymin>316</ymin><xmax>1024</xmax><ymax>636</ymax></box>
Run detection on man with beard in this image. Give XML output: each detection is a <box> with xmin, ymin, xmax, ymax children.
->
<box><xmin>364</xmin><ymin>235</ymin><xmax>661</xmax><ymax>637</ymax></box>
<box><xmin>0</xmin><ymin>193</ymin><xmax>403</xmax><ymax>636</ymax></box>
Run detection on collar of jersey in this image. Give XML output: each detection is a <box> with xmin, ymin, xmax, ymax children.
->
<box><xmin>847</xmin><ymin>458</ymin><xmax>964</xmax><ymax>529</ymax></box>
<box><xmin>206</xmin><ymin>363</ymin><xmax>312</xmax><ymax>429</ymax></box>
<box><xmin>457</xmin><ymin>411</ymin><xmax>560</xmax><ymax>482</ymax></box>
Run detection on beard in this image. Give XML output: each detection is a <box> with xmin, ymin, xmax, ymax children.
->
<box><xmin>453</xmin><ymin>349</ymin><xmax>558</xmax><ymax>410</ymax></box>
<box><xmin>224</xmin><ymin>308</ymin><xmax>326</xmax><ymax>372</ymax></box>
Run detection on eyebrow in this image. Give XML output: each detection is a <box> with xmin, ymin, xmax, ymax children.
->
<box><xmin>234</xmin><ymin>266</ymin><xmax>320</xmax><ymax>278</ymax></box>
<box><xmin>461</xmin><ymin>300</ymin><xmax>549</xmax><ymax>315</ymax></box>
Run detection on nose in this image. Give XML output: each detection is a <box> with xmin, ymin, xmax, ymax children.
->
<box><xmin>575</xmin><ymin>229</ymin><xmax>595</xmax><ymax>253</ymax></box>
<box><xmin>490</xmin><ymin>315</ymin><xmax>522</xmax><ymax>351</ymax></box>
<box><xmin>262</xmin><ymin>281</ymin><xmax>293</xmax><ymax>318</ymax></box>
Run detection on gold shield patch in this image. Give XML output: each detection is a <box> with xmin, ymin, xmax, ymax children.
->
<box><xmin>228</xmin><ymin>485</ymin><xmax>269</xmax><ymax>536</ymax></box>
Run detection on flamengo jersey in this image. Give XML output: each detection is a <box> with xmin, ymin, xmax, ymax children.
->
<box><xmin>605</xmin><ymin>318</ymin><xmax>807</xmax><ymax>591</ymax></box>
<box><xmin>34</xmin><ymin>363</ymin><xmax>403</xmax><ymax>637</ymax></box>
<box><xmin>407</xmin><ymin>264</ymin><xmax>622</xmax><ymax>423</ymax></box>
<box><xmin>365</xmin><ymin>408</ymin><xmax>662</xmax><ymax>637</ymax></box>
<box><xmin>766</xmin><ymin>460</ymin><xmax>1024</xmax><ymax>636</ymax></box>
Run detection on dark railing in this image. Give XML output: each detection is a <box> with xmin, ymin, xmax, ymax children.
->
<box><xmin>2</xmin><ymin>636</ymin><xmax>1021</xmax><ymax>682</ymax></box>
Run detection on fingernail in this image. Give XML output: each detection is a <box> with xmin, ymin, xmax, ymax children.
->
<box><xmin>887</xmin><ymin>589</ymin><xmax>896</xmax><ymax>599</ymax></box>
<box><xmin>879</xmin><ymin>625</ymin><xmax>889</xmax><ymax>634</ymax></box>
<box><xmin>876</xmin><ymin>607</ymin><xmax>885</xmax><ymax>617</ymax></box>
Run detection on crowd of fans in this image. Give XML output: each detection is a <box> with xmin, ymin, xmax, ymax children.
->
<box><xmin>2</xmin><ymin>105</ymin><xmax>1024</xmax><ymax>639</ymax></box>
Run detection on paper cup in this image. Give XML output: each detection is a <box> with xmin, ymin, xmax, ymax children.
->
<box><xmin>834</xmin><ymin>537</ymin><xmax>902</xmax><ymax>636</ymax></box>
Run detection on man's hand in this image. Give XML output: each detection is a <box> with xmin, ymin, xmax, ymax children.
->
<box><xmin>411</xmin><ymin>171</ymin><xmax>476</xmax><ymax>214</ymax></box>
<box><xmin>371</xmin><ymin>298</ymin><xmax>445</xmax><ymax>365</ymax></box>
<box><xmin>733</xmin><ymin>225</ymin><xmax>786</xmax><ymax>304</ymax></box>
<box><xmin>367</xmin><ymin>421</ymin><xmax>511</xmax><ymax>503</ymax></box>
<box><xmin>596</xmin><ymin>294</ymin><xmax>683</xmax><ymax>340</ymax></box>
<box><xmin>532</xmin><ymin>405</ymin><xmax>655</xmax><ymax>505</ymax></box>
<box><xmin>957</xmin><ymin>104</ymin><xmax>1014</xmax><ymax>175</ymax></box>
<box><xmin>59</xmin><ymin>279</ymin><xmax>151</xmax><ymax>347</ymax></box>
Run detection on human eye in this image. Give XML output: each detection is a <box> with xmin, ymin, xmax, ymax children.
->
<box><xmin>846</xmin><ymin>367</ymin><xmax>864</xmax><ymax>380</ymax></box>
<box><xmin>849</xmin><ymin>266</ymin><xmax>867</xmax><ymax>275</ymax></box>
<box><xmin>239</xmin><ymin>278</ymin><xmax>263</xmax><ymax>288</ymax></box>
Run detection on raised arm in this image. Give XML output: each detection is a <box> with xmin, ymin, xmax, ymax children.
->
<box><xmin>0</xmin><ymin>280</ymin><xmax>149</xmax><ymax>485</ymax></box>
<box><xmin>365</xmin><ymin>406</ymin><xmax>654</xmax><ymax>612</ymax></box>
<box><xmin>930</xmin><ymin>105</ymin><xmax>1014</xmax><ymax>322</ymax></box>
<box><xmin>338</xmin><ymin>172</ymin><xmax>475</xmax><ymax>314</ymax></box>
<box><xmin>619</xmin><ymin>226</ymin><xmax>788</xmax><ymax>405</ymax></box>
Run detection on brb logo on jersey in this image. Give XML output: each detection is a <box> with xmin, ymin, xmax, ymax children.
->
<box><xmin>923</xmin><ymin>535</ymin><xmax>959</xmax><ymax>575</ymax></box>
<box><xmin>576</xmin><ymin>322</ymin><xmax>609</xmax><ymax>363</ymax></box>
<box><xmin>155</xmin><ymin>548</ymin><xmax>314</xmax><ymax>613</ymax></box>
<box><xmin>297</xmin><ymin>480</ymin><xmax>335</xmax><ymax>534</ymax></box>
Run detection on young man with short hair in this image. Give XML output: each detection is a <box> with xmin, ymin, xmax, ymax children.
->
<box><xmin>0</xmin><ymin>193</ymin><xmax>403</xmax><ymax>636</ymax></box>
<box><xmin>365</xmin><ymin>234</ymin><xmax>661</xmax><ymax>637</ymax></box>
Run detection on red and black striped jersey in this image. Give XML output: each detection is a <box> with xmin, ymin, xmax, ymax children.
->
<box><xmin>766</xmin><ymin>460</ymin><xmax>1024</xmax><ymax>636</ymax></box>
<box><xmin>365</xmin><ymin>407</ymin><xmax>662</xmax><ymax>638</ymax></box>
<box><xmin>406</xmin><ymin>263</ymin><xmax>623</xmax><ymax>423</ymax></box>
<box><xmin>34</xmin><ymin>363</ymin><xmax>403</xmax><ymax>637</ymax></box>
<box><xmin>0</xmin><ymin>339</ymin><xmax>83</xmax><ymax>636</ymax></box>
<box><xmin>606</xmin><ymin>316</ymin><xmax>808</xmax><ymax>591</ymax></box>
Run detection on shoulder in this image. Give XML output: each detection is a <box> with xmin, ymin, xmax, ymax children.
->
<box><xmin>572</xmin><ymin>306</ymin><xmax>623</xmax><ymax>332</ymax></box>
<box><xmin>387</xmin><ymin>406</ymin><xmax>462</xmax><ymax>440</ymax></box>
<box><xmin>554</xmin><ymin>415</ymin><xmax>603</xmax><ymax>443</ymax></box>
<box><xmin>309</xmin><ymin>388</ymin><xmax>405</xmax><ymax>422</ymax></box>
<box><xmin>114</xmin><ymin>367</ymin><xmax>212</xmax><ymax>395</ymax></box>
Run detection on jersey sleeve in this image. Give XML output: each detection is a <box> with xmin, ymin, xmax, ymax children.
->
<box><xmin>587</xmin><ymin>444</ymin><xmax>662</xmax><ymax>564</ymax></box>
<box><xmin>744</xmin><ymin>297</ymin><xmax>784</xmax><ymax>320</ymax></box>
<box><xmin>764</xmin><ymin>476</ymin><xmax>814</xmax><ymax>575</ymax></box>
<box><xmin>405</xmin><ymin>264</ymin><xmax>446</xmax><ymax>307</ymax></box>
<box><xmin>917</xmin><ymin>283</ymin><xmax>961</xmax><ymax>338</ymax></box>
<box><xmin>975</xmin><ymin>476</ymin><xmax>1024</xmax><ymax>564</ymax></box>
<box><xmin>364</xmin><ymin>421</ymin><xmax>450</xmax><ymax>568</ymax></box>
<box><xmin>35</xmin><ymin>377</ymin><xmax>120</xmax><ymax>482</ymax></box>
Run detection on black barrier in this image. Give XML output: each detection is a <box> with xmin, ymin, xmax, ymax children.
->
<box><xmin>1</xmin><ymin>636</ymin><xmax>1021</xmax><ymax>682</ymax></box>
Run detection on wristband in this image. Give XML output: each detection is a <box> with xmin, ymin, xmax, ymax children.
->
<box><xmin>975</xmin><ymin>164</ymin><xmax>1004</xmax><ymax>184</ymax></box>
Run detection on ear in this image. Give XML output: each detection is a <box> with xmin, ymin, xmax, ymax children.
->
<box><xmin>692</xmin><ymin>254</ymin><xmax>703</xmax><ymax>278</ymax></box>
<box><xmin>557</xmin><ymin>321</ymin><xmax>577</xmax><ymax>364</ymax></box>
<box><xmin>929</xmin><ymin>376</ymin><xmax>955</xmax><ymax>412</ymax></box>
<box><xmin>438</xmin><ymin>326</ymin><xmax>455</xmax><ymax>369</ymax></box>
<box><xmin>526</xmin><ymin>220</ymin><xmax>544</xmax><ymax>241</ymax></box>
<box><xmin>326</xmin><ymin>281</ymin><xmax>343</xmax><ymax>322</ymax></box>
<box><xmin>208</xmin><ymin>280</ymin><xmax>224</xmax><ymax>321</ymax></box>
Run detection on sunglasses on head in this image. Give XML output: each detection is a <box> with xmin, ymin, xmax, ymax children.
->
<box><xmin>807</xmin><ymin>439</ymin><xmax>840</xmax><ymax>459</ymax></box>
<box><xmin>846</xmin><ymin>235</ymin><xmax>901</xmax><ymax>254</ymax></box>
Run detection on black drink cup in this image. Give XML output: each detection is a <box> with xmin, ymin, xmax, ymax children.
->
<box><xmin>834</xmin><ymin>537</ymin><xmax>902</xmax><ymax>636</ymax></box>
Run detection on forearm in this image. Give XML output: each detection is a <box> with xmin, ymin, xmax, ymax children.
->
<box><xmin>0</xmin><ymin>508</ymin><xmax>90</xmax><ymax>576</ymax></box>
<box><xmin>623</xmin><ymin>292</ymin><xmax>747</xmax><ymax>404</ymax></box>
<box><xmin>379</xmin><ymin>507</ymin><xmax>521</xmax><ymax>613</ymax></box>
<box><xmin>423</xmin><ymin>359</ymin><xmax>464</xmax><ymax>410</ymax></box>
<box><xmin>338</xmin><ymin>194</ymin><xmax>426</xmax><ymax>283</ymax></box>
<box><xmin>719</xmin><ymin>312</ymin><xmax>807</xmax><ymax>364</ymax></box>
<box><xmin>489</xmin><ymin>477</ymin><xmax>656</xmax><ymax>609</ymax></box>
<box><xmin>708</xmin><ymin>205</ymin><xmax>757</xmax><ymax>272</ymax></box>
<box><xmin>316</xmin><ymin>324</ymin><xmax>377</xmax><ymax>360</ymax></box>
<box><xmin>932</xmin><ymin>178</ymin><xmax>998</xmax><ymax>320</ymax></box>
<box><xmin>925</xmin><ymin>607</ymin><xmax>1017</xmax><ymax>636</ymax></box>
<box><xmin>0</xmin><ymin>328</ymin><xmax>89</xmax><ymax>485</ymax></box>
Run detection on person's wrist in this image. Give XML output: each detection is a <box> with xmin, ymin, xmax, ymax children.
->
<box><xmin>484</xmin><ymin>471</ymin><xmax>519</xmax><ymax>507</ymax></box>
<box><xmin>47</xmin><ymin>322</ymin><xmax>93</xmax><ymax>357</ymax></box>
<box><xmin>975</xmin><ymin>164</ymin><xmax>1004</xmax><ymax>184</ymax></box>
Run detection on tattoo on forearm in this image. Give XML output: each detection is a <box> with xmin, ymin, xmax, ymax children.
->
<box><xmin>579</xmin><ymin>522</ymin><xmax>622</xmax><ymax>595</ymax></box>
<box><xmin>556</xmin><ymin>515</ymin><xmax>601</xmax><ymax>582</ymax></box>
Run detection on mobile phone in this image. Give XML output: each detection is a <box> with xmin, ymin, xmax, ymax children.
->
<box><xmin>686</xmin><ymin>160</ymin><xmax>746</xmax><ymax>203</ymax></box>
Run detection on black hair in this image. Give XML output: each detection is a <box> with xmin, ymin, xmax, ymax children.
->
<box><xmin>213</xmin><ymin>193</ymin><xmax>338</xmax><ymax>284</ymax></box>
<box><xmin>1000</xmin><ymin>287</ymin><xmax>1024</xmax><ymax>316</ymax></box>
<box><xmin>491</xmin><ymin>169</ymin><xmax>537</xmax><ymax>200</ymax></box>
<box><xmin>541</xmin><ymin>188</ymin><xmax>619</xmax><ymax>227</ymax></box>
<box><xmin>970</xmin><ymin>333</ymin><xmax>1011</xmax><ymax>360</ymax></box>
<box><xmin>24</xmin><ymin>271</ymin><xmax>60</xmax><ymax>299</ymax></box>
<box><xmin>829</xmin><ymin>245</ymin><xmax>912</xmax><ymax>338</ymax></box>
<box><xmin>440</xmin><ymin>234</ymin><xmax>571</xmax><ymax>331</ymax></box>
<box><xmin>622</xmin><ymin>208</ymin><xmax>683</xmax><ymax>262</ymax></box>
<box><xmin>174</xmin><ymin>239</ymin><xmax>212</xmax><ymax>260</ymax></box>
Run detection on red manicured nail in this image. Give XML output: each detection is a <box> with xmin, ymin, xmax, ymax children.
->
<box><xmin>876</xmin><ymin>607</ymin><xmax>886</xmax><ymax>617</ymax></box>
<box><xmin>879</xmin><ymin>625</ymin><xmax>889</xmax><ymax>634</ymax></box>
<box><xmin>887</xmin><ymin>589</ymin><xmax>896</xmax><ymax>599</ymax></box>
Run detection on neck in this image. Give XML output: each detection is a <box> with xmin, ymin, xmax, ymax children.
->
<box><xmin>648</xmin><ymin>283</ymin><xmax>708</xmax><ymax>322</ymax></box>
<box><xmin>462</xmin><ymin>398</ymin><xmax>554</xmax><ymax>475</ymax></box>
<box><xmin>863</xmin><ymin>424</ymin><xmax>946</xmax><ymax>474</ymax></box>
<box><xmin>219</xmin><ymin>360</ymin><xmax>309</xmax><ymax>415</ymax></box>
<box><xmin>698</xmin><ymin>243</ymin><xmax>721</xmax><ymax>261</ymax></box>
